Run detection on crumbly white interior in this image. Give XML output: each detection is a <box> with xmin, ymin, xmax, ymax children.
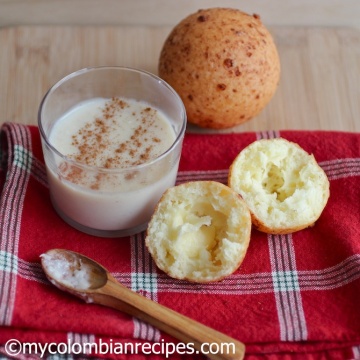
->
<box><xmin>229</xmin><ymin>138</ymin><xmax>330</xmax><ymax>230</ymax></box>
<box><xmin>146</xmin><ymin>182</ymin><xmax>251</xmax><ymax>282</ymax></box>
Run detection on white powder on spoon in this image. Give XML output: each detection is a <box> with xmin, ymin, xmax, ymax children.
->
<box><xmin>41</xmin><ymin>253</ymin><xmax>92</xmax><ymax>290</ymax></box>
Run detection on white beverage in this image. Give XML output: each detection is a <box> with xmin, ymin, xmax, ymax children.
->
<box><xmin>47</xmin><ymin>97</ymin><xmax>179</xmax><ymax>234</ymax></box>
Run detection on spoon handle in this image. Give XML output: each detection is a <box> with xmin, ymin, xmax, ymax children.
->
<box><xmin>94</xmin><ymin>276</ymin><xmax>245</xmax><ymax>360</ymax></box>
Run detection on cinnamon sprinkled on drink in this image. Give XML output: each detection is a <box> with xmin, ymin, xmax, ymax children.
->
<box><xmin>54</xmin><ymin>97</ymin><xmax>175</xmax><ymax>190</ymax></box>
<box><xmin>68</xmin><ymin>97</ymin><xmax>165</xmax><ymax>169</ymax></box>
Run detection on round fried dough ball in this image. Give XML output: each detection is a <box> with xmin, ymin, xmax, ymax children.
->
<box><xmin>228</xmin><ymin>138</ymin><xmax>330</xmax><ymax>234</ymax></box>
<box><xmin>158</xmin><ymin>7</ymin><xmax>280</xmax><ymax>129</ymax></box>
<box><xmin>145</xmin><ymin>181</ymin><xmax>251</xmax><ymax>282</ymax></box>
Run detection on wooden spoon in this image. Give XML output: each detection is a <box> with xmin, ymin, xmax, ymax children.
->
<box><xmin>40</xmin><ymin>248</ymin><xmax>245</xmax><ymax>360</ymax></box>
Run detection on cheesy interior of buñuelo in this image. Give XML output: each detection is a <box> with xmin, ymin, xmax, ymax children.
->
<box><xmin>229</xmin><ymin>138</ymin><xmax>329</xmax><ymax>230</ymax></box>
<box><xmin>145</xmin><ymin>181</ymin><xmax>251</xmax><ymax>282</ymax></box>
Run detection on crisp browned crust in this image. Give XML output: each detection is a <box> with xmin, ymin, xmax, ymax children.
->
<box><xmin>250</xmin><ymin>212</ymin><xmax>315</xmax><ymax>235</ymax></box>
<box><xmin>158</xmin><ymin>7</ymin><xmax>280</xmax><ymax>129</ymax></box>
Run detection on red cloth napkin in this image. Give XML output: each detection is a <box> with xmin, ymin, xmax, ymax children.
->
<box><xmin>0</xmin><ymin>122</ymin><xmax>360</xmax><ymax>360</ymax></box>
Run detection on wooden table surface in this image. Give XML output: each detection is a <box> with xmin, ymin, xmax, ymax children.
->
<box><xmin>0</xmin><ymin>25</ymin><xmax>359</xmax><ymax>133</ymax></box>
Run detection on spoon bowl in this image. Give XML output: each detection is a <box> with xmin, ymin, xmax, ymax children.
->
<box><xmin>41</xmin><ymin>248</ymin><xmax>245</xmax><ymax>360</ymax></box>
<box><xmin>41</xmin><ymin>249</ymin><xmax>108</xmax><ymax>291</ymax></box>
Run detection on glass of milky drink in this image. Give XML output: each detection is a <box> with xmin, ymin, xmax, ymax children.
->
<box><xmin>38</xmin><ymin>67</ymin><xmax>186</xmax><ymax>237</ymax></box>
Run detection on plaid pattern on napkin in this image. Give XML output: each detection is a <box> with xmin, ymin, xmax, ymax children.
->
<box><xmin>0</xmin><ymin>122</ymin><xmax>359</xmax><ymax>360</ymax></box>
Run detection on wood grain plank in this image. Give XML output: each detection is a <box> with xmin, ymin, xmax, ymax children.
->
<box><xmin>0</xmin><ymin>25</ymin><xmax>359</xmax><ymax>132</ymax></box>
<box><xmin>1</xmin><ymin>0</ymin><xmax>359</xmax><ymax>29</ymax></box>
